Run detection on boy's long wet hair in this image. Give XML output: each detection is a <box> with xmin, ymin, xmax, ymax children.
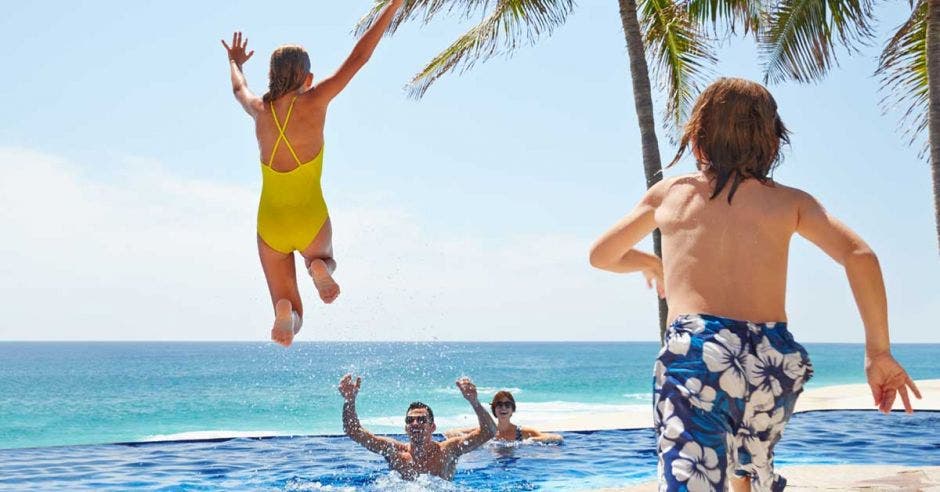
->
<box><xmin>667</xmin><ymin>78</ymin><xmax>791</xmax><ymax>203</ymax></box>
<box><xmin>263</xmin><ymin>45</ymin><xmax>311</xmax><ymax>104</ymax></box>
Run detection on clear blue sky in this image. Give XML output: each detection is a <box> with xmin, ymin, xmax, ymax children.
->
<box><xmin>0</xmin><ymin>2</ymin><xmax>936</xmax><ymax>342</ymax></box>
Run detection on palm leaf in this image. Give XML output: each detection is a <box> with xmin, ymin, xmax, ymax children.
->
<box><xmin>875</xmin><ymin>0</ymin><xmax>928</xmax><ymax>155</ymax></box>
<box><xmin>354</xmin><ymin>0</ymin><xmax>490</xmax><ymax>37</ymax></box>
<box><xmin>760</xmin><ymin>0</ymin><xmax>877</xmax><ymax>84</ymax></box>
<box><xmin>357</xmin><ymin>0</ymin><xmax>575</xmax><ymax>98</ymax></box>
<box><xmin>686</xmin><ymin>0</ymin><xmax>765</xmax><ymax>37</ymax></box>
<box><xmin>640</xmin><ymin>0</ymin><xmax>717</xmax><ymax>134</ymax></box>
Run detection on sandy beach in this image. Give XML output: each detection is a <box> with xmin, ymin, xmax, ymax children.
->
<box><xmin>532</xmin><ymin>379</ymin><xmax>939</xmax><ymax>432</ymax></box>
<box><xmin>609</xmin><ymin>465</ymin><xmax>940</xmax><ymax>491</ymax></box>
<box><xmin>561</xmin><ymin>379</ymin><xmax>938</xmax><ymax>491</ymax></box>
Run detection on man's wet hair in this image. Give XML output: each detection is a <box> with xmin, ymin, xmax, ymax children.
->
<box><xmin>407</xmin><ymin>401</ymin><xmax>434</xmax><ymax>422</ymax></box>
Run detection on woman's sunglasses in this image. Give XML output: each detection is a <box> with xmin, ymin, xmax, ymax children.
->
<box><xmin>493</xmin><ymin>401</ymin><xmax>514</xmax><ymax>409</ymax></box>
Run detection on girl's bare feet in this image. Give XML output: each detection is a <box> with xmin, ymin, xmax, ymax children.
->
<box><xmin>308</xmin><ymin>258</ymin><xmax>340</xmax><ymax>303</ymax></box>
<box><xmin>271</xmin><ymin>299</ymin><xmax>296</xmax><ymax>347</ymax></box>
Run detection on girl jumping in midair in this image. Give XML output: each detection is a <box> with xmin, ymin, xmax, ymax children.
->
<box><xmin>222</xmin><ymin>0</ymin><xmax>402</xmax><ymax>347</ymax></box>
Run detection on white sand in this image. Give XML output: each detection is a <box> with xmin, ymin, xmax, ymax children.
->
<box><xmin>609</xmin><ymin>465</ymin><xmax>940</xmax><ymax>491</ymax></box>
<box><xmin>578</xmin><ymin>379</ymin><xmax>939</xmax><ymax>491</ymax></box>
<box><xmin>532</xmin><ymin>379</ymin><xmax>939</xmax><ymax>432</ymax></box>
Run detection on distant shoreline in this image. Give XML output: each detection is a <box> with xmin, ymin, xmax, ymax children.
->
<box><xmin>131</xmin><ymin>379</ymin><xmax>939</xmax><ymax>444</ymax></box>
<box><xmin>531</xmin><ymin>379</ymin><xmax>940</xmax><ymax>432</ymax></box>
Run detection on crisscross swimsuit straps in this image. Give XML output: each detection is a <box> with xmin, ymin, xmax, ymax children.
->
<box><xmin>257</xmin><ymin>95</ymin><xmax>328</xmax><ymax>254</ymax></box>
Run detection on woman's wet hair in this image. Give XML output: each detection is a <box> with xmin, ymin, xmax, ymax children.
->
<box><xmin>667</xmin><ymin>77</ymin><xmax>791</xmax><ymax>203</ymax></box>
<box><xmin>263</xmin><ymin>45</ymin><xmax>311</xmax><ymax>104</ymax></box>
<box><xmin>490</xmin><ymin>390</ymin><xmax>516</xmax><ymax>416</ymax></box>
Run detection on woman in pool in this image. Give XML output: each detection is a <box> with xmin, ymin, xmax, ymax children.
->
<box><xmin>445</xmin><ymin>390</ymin><xmax>563</xmax><ymax>443</ymax></box>
<box><xmin>590</xmin><ymin>78</ymin><xmax>920</xmax><ymax>491</ymax></box>
<box><xmin>221</xmin><ymin>0</ymin><xmax>402</xmax><ymax>347</ymax></box>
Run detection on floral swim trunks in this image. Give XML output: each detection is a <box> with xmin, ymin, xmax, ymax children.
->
<box><xmin>653</xmin><ymin>314</ymin><xmax>813</xmax><ymax>492</ymax></box>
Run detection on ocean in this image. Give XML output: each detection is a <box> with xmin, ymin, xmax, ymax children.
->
<box><xmin>1</xmin><ymin>342</ymin><xmax>937</xmax><ymax>450</ymax></box>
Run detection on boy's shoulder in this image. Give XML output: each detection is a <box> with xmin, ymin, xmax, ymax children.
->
<box><xmin>656</xmin><ymin>174</ymin><xmax>816</xmax><ymax>199</ymax></box>
<box><xmin>640</xmin><ymin>173</ymin><xmax>702</xmax><ymax>204</ymax></box>
<box><xmin>651</xmin><ymin>172</ymin><xmax>701</xmax><ymax>191</ymax></box>
<box><xmin>766</xmin><ymin>180</ymin><xmax>819</xmax><ymax>206</ymax></box>
<box><xmin>648</xmin><ymin>172</ymin><xmax>708</xmax><ymax>198</ymax></box>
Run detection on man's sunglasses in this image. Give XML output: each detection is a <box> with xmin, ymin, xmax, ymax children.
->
<box><xmin>405</xmin><ymin>415</ymin><xmax>431</xmax><ymax>424</ymax></box>
<box><xmin>493</xmin><ymin>401</ymin><xmax>514</xmax><ymax>409</ymax></box>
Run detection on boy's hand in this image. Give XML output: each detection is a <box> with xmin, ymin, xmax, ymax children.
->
<box><xmin>865</xmin><ymin>353</ymin><xmax>921</xmax><ymax>413</ymax></box>
<box><xmin>221</xmin><ymin>31</ymin><xmax>254</xmax><ymax>68</ymax></box>
<box><xmin>643</xmin><ymin>257</ymin><xmax>665</xmax><ymax>299</ymax></box>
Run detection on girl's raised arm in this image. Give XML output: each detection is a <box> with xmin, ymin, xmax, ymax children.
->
<box><xmin>315</xmin><ymin>0</ymin><xmax>403</xmax><ymax>102</ymax></box>
<box><xmin>222</xmin><ymin>31</ymin><xmax>263</xmax><ymax>117</ymax></box>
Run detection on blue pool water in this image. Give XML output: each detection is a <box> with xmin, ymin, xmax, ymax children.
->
<box><xmin>1</xmin><ymin>342</ymin><xmax>938</xmax><ymax>450</ymax></box>
<box><xmin>1</xmin><ymin>411</ymin><xmax>936</xmax><ymax>491</ymax></box>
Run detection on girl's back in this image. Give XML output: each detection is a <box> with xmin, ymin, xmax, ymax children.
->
<box><xmin>220</xmin><ymin>0</ymin><xmax>404</xmax><ymax>347</ymax></box>
<box><xmin>255</xmin><ymin>93</ymin><xmax>327</xmax><ymax>172</ymax></box>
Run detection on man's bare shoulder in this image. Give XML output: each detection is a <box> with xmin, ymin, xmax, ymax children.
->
<box><xmin>377</xmin><ymin>439</ymin><xmax>409</xmax><ymax>458</ymax></box>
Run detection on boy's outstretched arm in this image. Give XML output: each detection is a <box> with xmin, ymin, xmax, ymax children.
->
<box><xmin>589</xmin><ymin>180</ymin><xmax>666</xmax><ymax>298</ymax></box>
<box><xmin>795</xmin><ymin>192</ymin><xmax>922</xmax><ymax>413</ymax></box>
<box><xmin>315</xmin><ymin>0</ymin><xmax>404</xmax><ymax>101</ymax></box>
<box><xmin>221</xmin><ymin>31</ymin><xmax>263</xmax><ymax>117</ymax></box>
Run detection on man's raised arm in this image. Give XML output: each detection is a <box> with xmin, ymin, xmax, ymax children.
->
<box><xmin>339</xmin><ymin>374</ymin><xmax>401</xmax><ymax>456</ymax></box>
<box><xmin>443</xmin><ymin>377</ymin><xmax>495</xmax><ymax>456</ymax></box>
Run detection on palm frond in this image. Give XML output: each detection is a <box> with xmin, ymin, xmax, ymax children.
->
<box><xmin>760</xmin><ymin>0</ymin><xmax>876</xmax><ymax>84</ymax></box>
<box><xmin>686</xmin><ymin>0</ymin><xmax>766</xmax><ymax>37</ymax></box>
<box><xmin>641</xmin><ymin>0</ymin><xmax>717</xmax><ymax>134</ymax></box>
<box><xmin>356</xmin><ymin>0</ymin><xmax>575</xmax><ymax>98</ymax></box>
<box><xmin>875</xmin><ymin>0</ymin><xmax>928</xmax><ymax>155</ymax></box>
<box><xmin>354</xmin><ymin>0</ymin><xmax>489</xmax><ymax>38</ymax></box>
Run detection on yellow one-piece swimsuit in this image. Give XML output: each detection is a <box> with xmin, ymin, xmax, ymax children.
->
<box><xmin>257</xmin><ymin>95</ymin><xmax>328</xmax><ymax>254</ymax></box>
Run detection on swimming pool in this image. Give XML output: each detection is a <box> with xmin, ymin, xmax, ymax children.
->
<box><xmin>1</xmin><ymin>411</ymin><xmax>936</xmax><ymax>491</ymax></box>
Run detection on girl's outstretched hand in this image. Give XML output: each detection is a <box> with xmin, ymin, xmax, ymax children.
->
<box><xmin>221</xmin><ymin>31</ymin><xmax>254</xmax><ymax>67</ymax></box>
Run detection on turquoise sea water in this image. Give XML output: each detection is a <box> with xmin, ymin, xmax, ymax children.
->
<box><xmin>1</xmin><ymin>342</ymin><xmax>938</xmax><ymax>450</ymax></box>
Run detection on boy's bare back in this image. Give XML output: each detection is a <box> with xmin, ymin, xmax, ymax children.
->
<box><xmin>591</xmin><ymin>76</ymin><xmax>920</xmax><ymax>419</ymax></box>
<box><xmin>654</xmin><ymin>172</ymin><xmax>804</xmax><ymax>323</ymax></box>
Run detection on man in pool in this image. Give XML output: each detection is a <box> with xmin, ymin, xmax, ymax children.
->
<box><xmin>338</xmin><ymin>374</ymin><xmax>496</xmax><ymax>481</ymax></box>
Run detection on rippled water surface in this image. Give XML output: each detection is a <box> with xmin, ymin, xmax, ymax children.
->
<box><xmin>1</xmin><ymin>411</ymin><xmax>936</xmax><ymax>491</ymax></box>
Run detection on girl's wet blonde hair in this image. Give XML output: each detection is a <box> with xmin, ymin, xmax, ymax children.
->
<box><xmin>263</xmin><ymin>45</ymin><xmax>311</xmax><ymax>104</ymax></box>
<box><xmin>668</xmin><ymin>78</ymin><xmax>791</xmax><ymax>203</ymax></box>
